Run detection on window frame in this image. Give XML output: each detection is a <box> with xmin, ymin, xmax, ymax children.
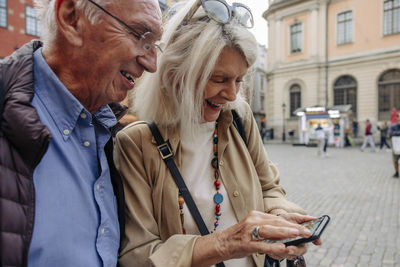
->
<box><xmin>0</xmin><ymin>0</ymin><xmax>7</xmax><ymax>29</ymax></box>
<box><xmin>333</xmin><ymin>75</ymin><xmax>357</xmax><ymax>117</ymax></box>
<box><xmin>290</xmin><ymin>22</ymin><xmax>303</xmax><ymax>54</ymax></box>
<box><xmin>378</xmin><ymin>69</ymin><xmax>400</xmax><ymax>120</ymax></box>
<box><xmin>25</xmin><ymin>5</ymin><xmax>40</xmax><ymax>37</ymax></box>
<box><xmin>337</xmin><ymin>10</ymin><xmax>353</xmax><ymax>45</ymax></box>
<box><xmin>383</xmin><ymin>0</ymin><xmax>400</xmax><ymax>36</ymax></box>
<box><xmin>289</xmin><ymin>84</ymin><xmax>301</xmax><ymax>117</ymax></box>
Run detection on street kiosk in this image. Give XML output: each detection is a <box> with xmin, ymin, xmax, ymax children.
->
<box><xmin>293</xmin><ymin>105</ymin><xmax>352</xmax><ymax>147</ymax></box>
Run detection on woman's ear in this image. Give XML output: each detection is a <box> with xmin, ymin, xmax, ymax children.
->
<box><xmin>54</xmin><ymin>0</ymin><xmax>83</xmax><ymax>47</ymax></box>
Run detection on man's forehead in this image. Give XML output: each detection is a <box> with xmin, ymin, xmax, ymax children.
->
<box><xmin>113</xmin><ymin>0</ymin><xmax>162</xmax><ymax>33</ymax></box>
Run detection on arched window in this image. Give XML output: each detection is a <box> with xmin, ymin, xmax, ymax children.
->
<box><xmin>290</xmin><ymin>84</ymin><xmax>301</xmax><ymax>117</ymax></box>
<box><xmin>379</xmin><ymin>69</ymin><xmax>400</xmax><ymax>120</ymax></box>
<box><xmin>333</xmin><ymin>75</ymin><xmax>357</xmax><ymax>117</ymax></box>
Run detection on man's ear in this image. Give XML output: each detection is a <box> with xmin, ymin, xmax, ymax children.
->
<box><xmin>55</xmin><ymin>0</ymin><xmax>83</xmax><ymax>47</ymax></box>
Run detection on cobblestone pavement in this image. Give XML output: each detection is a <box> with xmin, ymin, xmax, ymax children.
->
<box><xmin>264</xmin><ymin>144</ymin><xmax>400</xmax><ymax>267</ymax></box>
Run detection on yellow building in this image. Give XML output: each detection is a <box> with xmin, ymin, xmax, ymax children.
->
<box><xmin>264</xmin><ymin>0</ymin><xmax>400</xmax><ymax>140</ymax></box>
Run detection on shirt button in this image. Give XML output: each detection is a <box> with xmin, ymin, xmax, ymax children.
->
<box><xmin>83</xmin><ymin>141</ymin><xmax>90</xmax><ymax>147</ymax></box>
<box><xmin>80</xmin><ymin>113</ymin><xmax>87</xmax><ymax>119</ymax></box>
<box><xmin>96</xmin><ymin>184</ymin><xmax>100</xmax><ymax>190</ymax></box>
<box><xmin>233</xmin><ymin>191</ymin><xmax>240</xmax><ymax>197</ymax></box>
<box><xmin>63</xmin><ymin>129</ymin><xmax>70</xmax><ymax>135</ymax></box>
<box><xmin>101</xmin><ymin>228</ymin><xmax>105</xmax><ymax>234</ymax></box>
<box><xmin>219</xmin><ymin>161</ymin><xmax>224</xmax><ymax>166</ymax></box>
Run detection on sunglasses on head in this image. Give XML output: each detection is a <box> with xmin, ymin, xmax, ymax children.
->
<box><xmin>183</xmin><ymin>0</ymin><xmax>254</xmax><ymax>28</ymax></box>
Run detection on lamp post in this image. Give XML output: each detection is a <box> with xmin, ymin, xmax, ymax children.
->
<box><xmin>282</xmin><ymin>103</ymin><xmax>286</xmax><ymax>142</ymax></box>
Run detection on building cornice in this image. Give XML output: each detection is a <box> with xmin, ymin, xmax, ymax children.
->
<box><xmin>263</xmin><ymin>0</ymin><xmax>329</xmax><ymax>20</ymax></box>
<box><xmin>267</xmin><ymin>49</ymin><xmax>400</xmax><ymax>75</ymax></box>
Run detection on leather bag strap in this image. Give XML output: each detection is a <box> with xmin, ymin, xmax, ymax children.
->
<box><xmin>147</xmin><ymin>122</ymin><xmax>225</xmax><ymax>267</ymax></box>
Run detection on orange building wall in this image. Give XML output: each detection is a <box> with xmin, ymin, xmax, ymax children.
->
<box><xmin>284</xmin><ymin>12</ymin><xmax>309</xmax><ymax>61</ymax></box>
<box><xmin>328</xmin><ymin>0</ymin><xmax>400</xmax><ymax>58</ymax></box>
<box><xmin>0</xmin><ymin>0</ymin><xmax>39</xmax><ymax>58</ymax></box>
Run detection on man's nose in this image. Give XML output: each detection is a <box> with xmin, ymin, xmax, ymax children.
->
<box><xmin>137</xmin><ymin>50</ymin><xmax>157</xmax><ymax>73</ymax></box>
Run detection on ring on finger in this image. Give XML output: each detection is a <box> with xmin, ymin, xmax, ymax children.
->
<box><xmin>251</xmin><ymin>226</ymin><xmax>265</xmax><ymax>241</ymax></box>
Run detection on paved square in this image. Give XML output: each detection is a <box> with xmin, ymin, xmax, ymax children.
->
<box><xmin>265</xmin><ymin>144</ymin><xmax>400</xmax><ymax>267</ymax></box>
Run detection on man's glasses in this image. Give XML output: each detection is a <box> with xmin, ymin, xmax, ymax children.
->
<box><xmin>183</xmin><ymin>0</ymin><xmax>254</xmax><ymax>28</ymax></box>
<box><xmin>87</xmin><ymin>0</ymin><xmax>162</xmax><ymax>53</ymax></box>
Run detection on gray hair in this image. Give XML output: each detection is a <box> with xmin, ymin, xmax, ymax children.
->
<box><xmin>34</xmin><ymin>0</ymin><xmax>110</xmax><ymax>46</ymax></box>
<box><xmin>133</xmin><ymin>0</ymin><xmax>258</xmax><ymax>139</ymax></box>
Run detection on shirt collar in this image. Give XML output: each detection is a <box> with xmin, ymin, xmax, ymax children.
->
<box><xmin>33</xmin><ymin>48</ymin><xmax>117</xmax><ymax>138</ymax></box>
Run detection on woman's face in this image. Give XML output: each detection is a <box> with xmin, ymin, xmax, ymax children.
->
<box><xmin>203</xmin><ymin>47</ymin><xmax>248</xmax><ymax>122</ymax></box>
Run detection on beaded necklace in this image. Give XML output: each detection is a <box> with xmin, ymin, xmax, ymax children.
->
<box><xmin>178</xmin><ymin>121</ymin><xmax>223</xmax><ymax>234</ymax></box>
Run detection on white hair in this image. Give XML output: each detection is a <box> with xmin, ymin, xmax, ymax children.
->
<box><xmin>133</xmin><ymin>0</ymin><xmax>258</xmax><ymax>139</ymax></box>
<box><xmin>34</xmin><ymin>0</ymin><xmax>111</xmax><ymax>46</ymax></box>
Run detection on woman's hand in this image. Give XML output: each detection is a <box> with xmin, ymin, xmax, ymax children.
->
<box><xmin>267</xmin><ymin>211</ymin><xmax>322</xmax><ymax>260</ymax></box>
<box><xmin>191</xmin><ymin>210</ymin><xmax>311</xmax><ymax>267</ymax></box>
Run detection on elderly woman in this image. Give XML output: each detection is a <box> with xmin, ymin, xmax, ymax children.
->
<box><xmin>114</xmin><ymin>0</ymin><xmax>318</xmax><ymax>266</ymax></box>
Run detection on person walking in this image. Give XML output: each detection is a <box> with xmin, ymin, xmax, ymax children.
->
<box><xmin>352</xmin><ymin>119</ymin><xmax>359</xmax><ymax>138</ymax></box>
<box><xmin>361</xmin><ymin>119</ymin><xmax>376</xmax><ymax>152</ymax></box>
<box><xmin>260</xmin><ymin>116</ymin><xmax>267</xmax><ymax>143</ymax></box>
<box><xmin>378</xmin><ymin>121</ymin><xmax>391</xmax><ymax>150</ymax></box>
<box><xmin>0</xmin><ymin>0</ymin><xmax>162</xmax><ymax>266</ymax></box>
<box><xmin>114</xmin><ymin>1</ymin><xmax>319</xmax><ymax>266</ymax></box>
<box><xmin>315</xmin><ymin>124</ymin><xmax>326</xmax><ymax>156</ymax></box>
<box><xmin>389</xmin><ymin>116</ymin><xmax>400</xmax><ymax>178</ymax></box>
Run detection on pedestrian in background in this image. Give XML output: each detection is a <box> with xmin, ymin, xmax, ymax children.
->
<box><xmin>0</xmin><ymin>0</ymin><xmax>162</xmax><ymax>266</ymax></box>
<box><xmin>352</xmin><ymin>119</ymin><xmax>359</xmax><ymax>138</ymax></box>
<box><xmin>361</xmin><ymin>119</ymin><xmax>376</xmax><ymax>152</ymax></box>
<box><xmin>378</xmin><ymin>121</ymin><xmax>391</xmax><ymax>150</ymax></box>
<box><xmin>114</xmin><ymin>0</ymin><xmax>317</xmax><ymax>266</ymax></box>
<box><xmin>260</xmin><ymin>116</ymin><xmax>267</xmax><ymax>143</ymax></box>
<box><xmin>315</xmin><ymin>123</ymin><xmax>326</xmax><ymax>157</ymax></box>
<box><xmin>389</xmin><ymin>116</ymin><xmax>400</xmax><ymax>178</ymax></box>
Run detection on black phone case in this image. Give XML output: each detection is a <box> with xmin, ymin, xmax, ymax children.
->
<box><xmin>284</xmin><ymin>215</ymin><xmax>330</xmax><ymax>247</ymax></box>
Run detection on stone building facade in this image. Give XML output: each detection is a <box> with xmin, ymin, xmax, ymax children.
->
<box><xmin>263</xmin><ymin>0</ymin><xmax>400</xmax><ymax>139</ymax></box>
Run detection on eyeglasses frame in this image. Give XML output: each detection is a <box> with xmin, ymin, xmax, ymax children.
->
<box><xmin>87</xmin><ymin>0</ymin><xmax>162</xmax><ymax>52</ymax></box>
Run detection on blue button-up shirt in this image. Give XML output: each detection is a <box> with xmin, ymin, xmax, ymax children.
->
<box><xmin>28</xmin><ymin>48</ymin><xmax>120</xmax><ymax>267</ymax></box>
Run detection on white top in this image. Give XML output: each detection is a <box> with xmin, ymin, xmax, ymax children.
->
<box><xmin>181</xmin><ymin>122</ymin><xmax>254</xmax><ymax>267</ymax></box>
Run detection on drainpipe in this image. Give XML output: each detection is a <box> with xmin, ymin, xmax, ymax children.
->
<box><xmin>325</xmin><ymin>0</ymin><xmax>331</xmax><ymax>108</ymax></box>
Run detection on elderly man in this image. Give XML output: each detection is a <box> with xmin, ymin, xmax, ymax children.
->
<box><xmin>0</xmin><ymin>0</ymin><xmax>162</xmax><ymax>266</ymax></box>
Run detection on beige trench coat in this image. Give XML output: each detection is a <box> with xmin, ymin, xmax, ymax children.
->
<box><xmin>114</xmin><ymin>102</ymin><xmax>305</xmax><ymax>267</ymax></box>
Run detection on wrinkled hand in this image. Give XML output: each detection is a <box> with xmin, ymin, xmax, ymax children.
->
<box><xmin>267</xmin><ymin>212</ymin><xmax>322</xmax><ymax>260</ymax></box>
<box><xmin>213</xmin><ymin>211</ymin><xmax>312</xmax><ymax>261</ymax></box>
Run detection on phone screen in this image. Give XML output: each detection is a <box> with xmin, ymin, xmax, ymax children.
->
<box><xmin>266</xmin><ymin>215</ymin><xmax>330</xmax><ymax>246</ymax></box>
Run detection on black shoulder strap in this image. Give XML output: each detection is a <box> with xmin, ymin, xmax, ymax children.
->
<box><xmin>147</xmin><ymin>122</ymin><xmax>225</xmax><ymax>267</ymax></box>
<box><xmin>231</xmin><ymin>109</ymin><xmax>246</xmax><ymax>145</ymax></box>
<box><xmin>105</xmin><ymin>138</ymin><xmax>125</xmax><ymax>251</ymax></box>
<box><xmin>0</xmin><ymin>81</ymin><xmax>3</xmax><ymax>129</ymax></box>
<box><xmin>147</xmin><ymin>122</ymin><xmax>210</xmax><ymax>235</ymax></box>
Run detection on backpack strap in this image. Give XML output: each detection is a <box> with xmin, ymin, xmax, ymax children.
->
<box><xmin>0</xmin><ymin>81</ymin><xmax>3</xmax><ymax>129</ymax></box>
<box><xmin>104</xmin><ymin>138</ymin><xmax>125</xmax><ymax>252</ymax></box>
<box><xmin>231</xmin><ymin>109</ymin><xmax>246</xmax><ymax>145</ymax></box>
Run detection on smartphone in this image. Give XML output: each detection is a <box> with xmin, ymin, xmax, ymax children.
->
<box><xmin>266</xmin><ymin>215</ymin><xmax>330</xmax><ymax>247</ymax></box>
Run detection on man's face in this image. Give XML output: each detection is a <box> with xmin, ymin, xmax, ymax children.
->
<box><xmin>77</xmin><ymin>0</ymin><xmax>162</xmax><ymax>109</ymax></box>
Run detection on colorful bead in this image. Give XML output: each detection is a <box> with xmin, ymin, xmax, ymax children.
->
<box><xmin>179</xmin><ymin>121</ymin><xmax>223</xmax><ymax>234</ymax></box>
<box><xmin>213</xmin><ymin>193</ymin><xmax>223</xmax><ymax>204</ymax></box>
<box><xmin>178</xmin><ymin>196</ymin><xmax>185</xmax><ymax>205</ymax></box>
